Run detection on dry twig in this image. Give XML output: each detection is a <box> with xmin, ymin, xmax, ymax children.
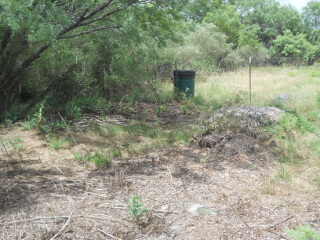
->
<box><xmin>97</xmin><ymin>228</ymin><xmax>122</xmax><ymax>240</ymax></box>
<box><xmin>266</xmin><ymin>216</ymin><xmax>294</xmax><ymax>230</ymax></box>
<box><xmin>49</xmin><ymin>213</ymin><xmax>73</xmax><ymax>240</ymax></box>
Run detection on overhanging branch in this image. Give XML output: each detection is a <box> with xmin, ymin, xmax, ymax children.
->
<box><xmin>59</xmin><ymin>25</ymin><xmax>122</xmax><ymax>39</ymax></box>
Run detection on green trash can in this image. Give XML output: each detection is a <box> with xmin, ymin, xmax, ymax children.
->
<box><xmin>173</xmin><ymin>70</ymin><xmax>195</xmax><ymax>98</ymax></box>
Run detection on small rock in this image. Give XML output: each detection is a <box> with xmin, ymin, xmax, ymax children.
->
<box><xmin>273</xmin><ymin>93</ymin><xmax>290</xmax><ymax>104</ymax></box>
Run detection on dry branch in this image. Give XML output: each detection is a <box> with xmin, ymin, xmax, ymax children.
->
<box><xmin>266</xmin><ymin>216</ymin><xmax>294</xmax><ymax>231</ymax></box>
<box><xmin>49</xmin><ymin>213</ymin><xmax>72</xmax><ymax>240</ymax></box>
<box><xmin>97</xmin><ymin>228</ymin><xmax>122</xmax><ymax>240</ymax></box>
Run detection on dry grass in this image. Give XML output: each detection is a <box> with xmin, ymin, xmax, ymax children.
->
<box><xmin>197</xmin><ymin>66</ymin><xmax>319</xmax><ymax>111</ymax></box>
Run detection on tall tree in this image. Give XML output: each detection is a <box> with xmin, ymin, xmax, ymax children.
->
<box><xmin>204</xmin><ymin>4</ymin><xmax>243</xmax><ymax>47</ymax></box>
<box><xmin>235</xmin><ymin>0</ymin><xmax>302</xmax><ymax>47</ymax></box>
<box><xmin>0</xmin><ymin>0</ymin><xmax>184</xmax><ymax>119</ymax></box>
<box><xmin>302</xmin><ymin>1</ymin><xmax>320</xmax><ymax>44</ymax></box>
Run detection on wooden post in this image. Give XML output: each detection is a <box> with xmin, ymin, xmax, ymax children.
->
<box><xmin>249</xmin><ymin>57</ymin><xmax>252</xmax><ymax>104</ymax></box>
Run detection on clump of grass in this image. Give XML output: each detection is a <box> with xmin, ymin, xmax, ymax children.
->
<box><xmin>47</xmin><ymin>136</ymin><xmax>69</xmax><ymax>150</ymax></box>
<box><xmin>200</xmin><ymin>156</ymin><xmax>211</xmax><ymax>163</ymax></box>
<box><xmin>155</xmin><ymin>105</ymin><xmax>168</xmax><ymax>116</ymax></box>
<box><xmin>315</xmin><ymin>174</ymin><xmax>320</xmax><ymax>189</ymax></box>
<box><xmin>74</xmin><ymin>151</ymin><xmax>111</xmax><ymax>167</ymax></box>
<box><xmin>8</xmin><ymin>137</ymin><xmax>25</xmax><ymax>150</ymax></box>
<box><xmin>265</xmin><ymin>112</ymin><xmax>317</xmax><ymax>164</ymax></box>
<box><xmin>278</xmin><ymin>165</ymin><xmax>291</xmax><ymax>181</ymax></box>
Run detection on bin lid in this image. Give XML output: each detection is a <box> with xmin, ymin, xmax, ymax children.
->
<box><xmin>173</xmin><ymin>70</ymin><xmax>196</xmax><ymax>79</ymax></box>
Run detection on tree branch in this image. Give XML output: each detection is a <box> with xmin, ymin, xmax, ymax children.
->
<box><xmin>59</xmin><ymin>25</ymin><xmax>122</xmax><ymax>39</ymax></box>
<box><xmin>0</xmin><ymin>45</ymin><xmax>49</xmax><ymax>90</ymax></box>
<box><xmin>20</xmin><ymin>64</ymin><xmax>77</xmax><ymax>119</ymax></box>
<box><xmin>0</xmin><ymin>28</ymin><xmax>12</xmax><ymax>57</ymax></box>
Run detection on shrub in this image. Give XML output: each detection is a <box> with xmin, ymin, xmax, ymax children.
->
<box><xmin>128</xmin><ymin>195</ymin><xmax>148</xmax><ymax>221</ymax></box>
<box><xmin>285</xmin><ymin>225</ymin><xmax>320</xmax><ymax>240</ymax></box>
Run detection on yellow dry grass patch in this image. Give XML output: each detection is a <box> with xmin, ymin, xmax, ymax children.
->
<box><xmin>192</xmin><ymin>66</ymin><xmax>320</xmax><ymax>112</ymax></box>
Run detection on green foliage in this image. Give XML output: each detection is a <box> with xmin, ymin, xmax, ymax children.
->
<box><xmin>155</xmin><ymin>105</ymin><xmax>169</xmax><ymax>116</ymax></box>
<box><xmin>285</xmin><ymin>225</ymin><xmax>320</xmax><ymax>240</ymax></box>
<box><xmin>171</xmin><ymin>23</ymin><xmax>233</xmax><ymax>72</ymax></box>
<box><xmin>278</xmin><ymin>165</ymin><xmax>291</xmax><ymax>181</ymax></box>
<box><xmin>316</xmin><ymin>174</ymin><xmax>320</xmax><ymax>189</ymax></box>
<box><xmin>8</xmin><ymin>137</ymin><xmax>25</xmax><ymax>150</ymax></box>
<box><xmin>74</xmin><ymin>152</ymin><xmax>111</xmax><ymax>168</ymax></box>
<box><xmin>204</xmin><ymin>4</ymin><xmax>243</xmax><ymax>46</ymax></box>
<box><xmin>269</xmin><ymin>30</ymin><xmax>318</xmax><ymax>65</ymax></box>
<box><xmin>200</xmin><ymin>156</ymin><xmax>211</xmax><ymax>163</ymax></box>
<box><xmin>47</xmin><ymin>136</ymin><xmax>69</xmax><ymax>150</ymax></box>
<box><xmin>236</xmin><ymin>0</ymin><xmax>302</xmax><ymax>46</ymax></box>
<box><xmin>302</xmin><ymin>1</ymin><xmax>320</xmax><ymax>34</ymax></box>
<box><xmin>128</xmin><ymin>195</ymin><xmax>148</xmax><ymax>221</ymax></box>
<box><xmin>180</xmin><ymin>105</ymin><xmax>190</xmax><ymax>116</ymax></box>
<box><xmin>283</xmin><ymin>113</ymin><xmax>316</xmax><ymax>133</ymax></box>
<box><xmin>265</xmin><ymin>113</ymin><xmax>317</xmax><ymax>164</ymax></box>
<box><xmin>197</xmin><ymin>206</ymin><xmax>213</xmax><ymax>215</ymax></box>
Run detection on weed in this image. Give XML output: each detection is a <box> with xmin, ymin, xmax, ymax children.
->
<box><xmin>74</xmin><ymin>152</ymin><xmax>111</xmax><ymax>167</ymax></box>
<box><xmin>261</xmin><ymin>176</ymin><xmax>276</xmax><ymax>195</ymax></box>
<box><xmin>285</xmin><ymin>225</ymin><xmax>320</xmax><ymax>240</ymax></box>
<box><xmin>111</xmin><ymin>148</ymin><xmax>122</xmax><ymax>158</ymax></box>
<box><xmin>66</xmin><ymin>99</ymin><xmax>82</xmax><ymax>119</ymax></box>
<box><xmin>122</xmin><ymin>142</ymin><xmax>130</xmax><ymax>148</ymax></box>
<box><xmin>91</xmin><ymin>152</ymin><xmax>111</xmax><ymax>167</ymax></box>
<box><xmin>316</xmin><ymin>174</ymin><xmax>320</xmax><ymax>189</ymax></box>
<box><xmin>278</xmin><ymin>165</ymin><xmax>291</xmax><ymax>181</ymax></box>
<box><xmin>181</xmin><ymin>105</ymin><xmax>189</xmax><ymax>116</ymax></box>
<box><xmin>200</xmin><ymin>156</ymin><xmax>211</xmax><ymax>163</ymax></box>
<box><xmin>288</xmin><ymin>71</ymin><xmax>297</xmax><ymax>77</ymax></box>
<box><xmin>73</xmin><ymin>152</ymin><xmax>82</xmax><ymax>160</ymax></box>
<box><xmin>191</xmin><ymin>95</ymin><xmax>206</xmax><ymax>106</ymax></box>
<box><xmin>197</xmin><ymin>207</ymin><xmax>213</xmax><ymax>215</ymax></box>
<box><xmin>9</xmin><ymin>137</ymin><xmax>25</xmax><ymax>150</ymax></box>
<box><xmin>155</xmin><ymin>105</ymin><xmax>168</xmax><ymax>116</ymax></box>
<box><xmin>47</xmin><ymin>136</ymin><xmax>69</xmax><ymax>150</ymax></box>
<box><xmin>21</xmin><ymin>117</ymin><xmax>37</xmax><ymax>131</ymax></box>
<box><xmin>128</xmin><ymin>195</ymin><xmax>148</xmax><ymax>222</ymax></box>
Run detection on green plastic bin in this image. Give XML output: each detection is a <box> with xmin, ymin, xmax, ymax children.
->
<box><xmin>173</xmin><ymin>70</ymin><xmax>195</xmax><ymax>98</ymax></box>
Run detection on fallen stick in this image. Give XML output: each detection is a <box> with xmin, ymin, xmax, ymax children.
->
<box><xmin>0</xmin><ymin>215</ymin><xmax>84</xmax><ymax>225</ymax></box>
<box><xmin>266</xmin><ymin>216</ymin><xmax>294</xmax><ymax>230</ymax></box>
<box><xmin>103</xmin><ymin>205</ymin><xmax>179</xmax><ymax>214</ymax></box>
<box><xmin>97</xmin><ymin>228</ymin><xmax>122</xmax><ymax>240</ymax></box>
<box><xmin>267</xmin><ymin>230</ymin><xmax>289</xmax><ymax>240</ymax></box>
<box><xmin>49</xmin><ymin>214</ymin><xmax>72</xmax><ymax>240</ymax></box>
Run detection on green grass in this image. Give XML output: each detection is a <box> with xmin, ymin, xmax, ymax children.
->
<box><xmin>8</xmin><ymin>137</ymin><xmax>25</xmax><ymax>150</ymax></box>
<box><xmin>285</xmin><ymin>225</ymin><xmax>320</xmax><ymax>240</ymax></box>
<box><xmin>88</xmin><ymin>120</ymin><xmax>200</xmax><ymax>157</ymax></box>
<box><xmin>47</xmin><ymin>136</ymin><xmax>69</xmax><ymax>150</ymax></box>
<box><xmin>74</xmin><ymin>151</ymin><xmax>111</xmax><ymax>167</ymax></box>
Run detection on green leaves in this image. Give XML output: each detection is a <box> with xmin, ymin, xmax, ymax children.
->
<box><xmin>269</xmin><ymin>30</ymin><xmax>317</xmax><ymax>65</ymax></box>
<box><xmin>128</xmin><ymin>195</ymin><xmax>148</xmax><ymax>221</ymax></box>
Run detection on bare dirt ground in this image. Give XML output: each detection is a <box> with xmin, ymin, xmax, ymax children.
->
<box><xmin>0</xmin><ymin>104</ymin><xmax>319</xmax><ymax>240</ymax></box>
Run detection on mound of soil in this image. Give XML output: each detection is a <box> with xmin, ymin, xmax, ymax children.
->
<box><xmin>209</xmin><ymin>105</ymin><xmax>285</xmax><ymax>128</ymax></box>
<box><xmin>198</xmin><ymin>106</ymin><xmax>285</xmax><ymax>168</ymax></box>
